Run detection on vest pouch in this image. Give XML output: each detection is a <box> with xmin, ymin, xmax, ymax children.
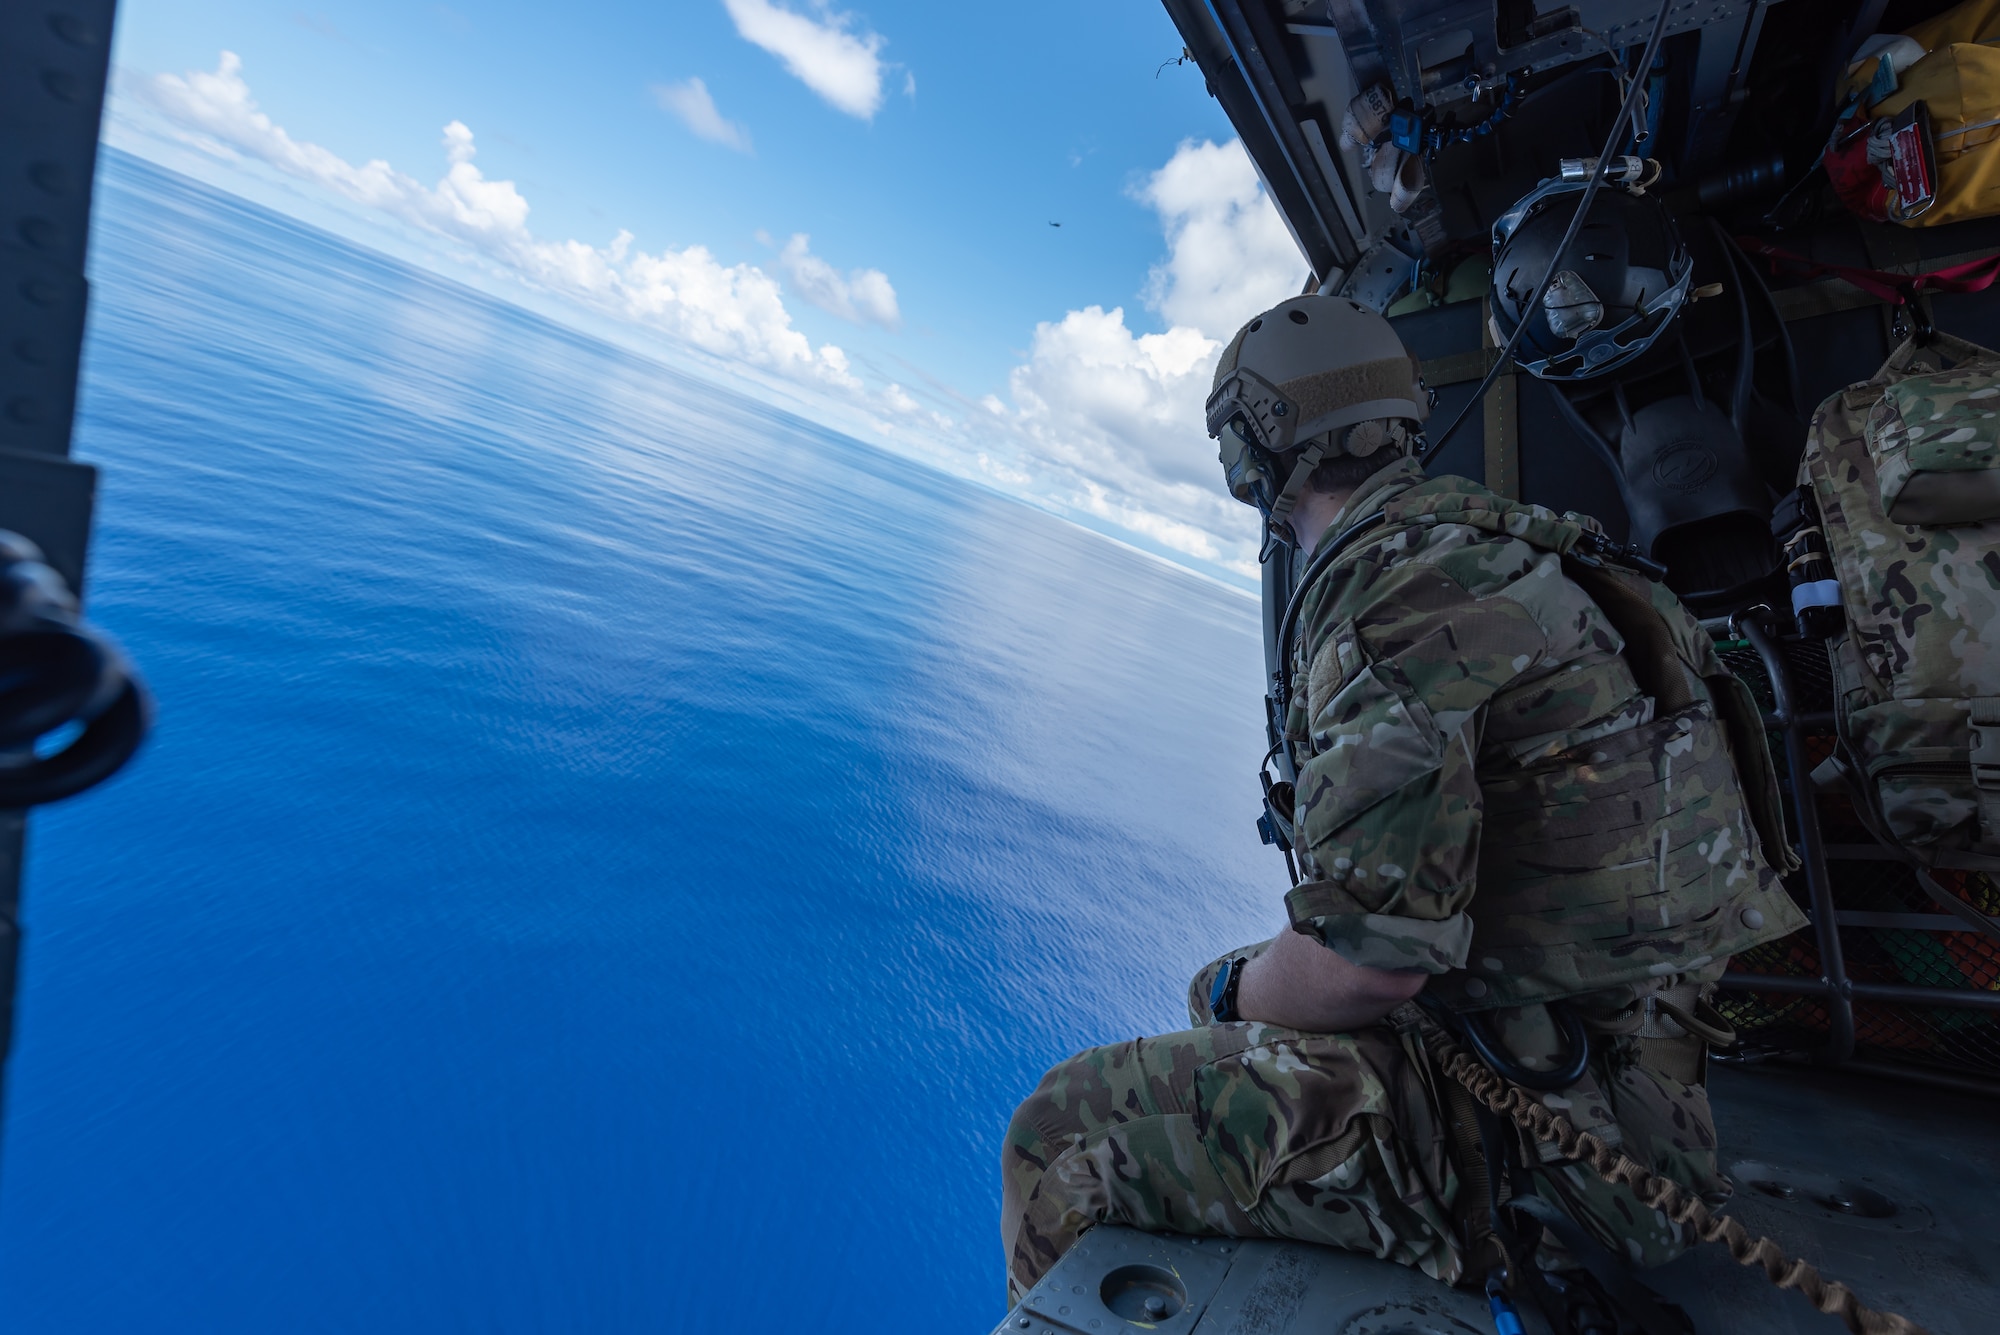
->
<box><xmin>1705</xmin><ymin>666</ymin><xmax>1803</xmax><ymax>874</ymax></box>
<box><xmin>1869</xmin><ymin>749</ymin><xmax>1980</xmax><ymax>847</ymax></box>
<box><xmin>1432</xmin><ymin>702</ymin><xmax>1803</xmax><ymax>1010</ymax></box>
<box><xmin>1846</xmin><ymin>695</ymin><xmax>1989</xmax><ymax>847</ymax></box>
<box><xmin>1864</xmin><ymin>362</ymin><xmax>2000</xmax><ymax>525</ymax></box>
<box><xmin>1293</xmin><ymin>645</ymin><xmax>1444</xmax><ymax>856</ymax></box>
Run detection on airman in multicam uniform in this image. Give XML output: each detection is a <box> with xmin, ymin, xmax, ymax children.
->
<box><xmin>1001</xmin><ymin>295</ymin><xmax>1809</xmax><ymax>1307</ymax></box>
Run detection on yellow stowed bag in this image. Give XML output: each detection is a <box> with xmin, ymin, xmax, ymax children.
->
<box><xmin>1840</xmin><ymin>0</ymin><xmax>2000</xmax><ymax>225</ymax></box>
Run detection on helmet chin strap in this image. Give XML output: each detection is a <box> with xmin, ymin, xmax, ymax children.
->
<box><xmin>1267</xmin><ymin>439</ymin><xmax>1327</xmax><ymax>530</ymax></box>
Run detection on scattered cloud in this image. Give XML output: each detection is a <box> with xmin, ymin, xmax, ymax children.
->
<box><xmin>652</xmin><ymin>77</ymin><xmax>753</xmax><ymax>153</ymax></box>
<box><xmin>138</xmin><ymin>52</ymin><xmax>852</xmax><ymax>383</ymax></box>
<box><xmin>1001</xmin><ymin>303</ymin><xmax>1232</xmax><ymax>543</ymax></box>
<box><xmin>1137</xmin><ymin>138</ymin><xmax>1304</xmax><ymax>339</ymax></box>
<box><xmin>1008</xmin><ymin>306</ymin><xmax>1217</xmax><ymax>489</ymax></box>
<box><xmin>963</xmin><ymin>139</ymin><xmax>1303</xmax><ymax>573</ymax></box>
<box><xmin>722</xmin><ymin>0</ymin><xmax>888</xmax><ymax>120</ymax></box>
<box><xmin>122</xmin><ymin>53</ymin><xmax>1291</xmax><ymax>578</ymax></box>
<box><xmin>978</xmin><ymin>454</ymin><xmax>1033</xmax><ymax>487</ymax></box>
<box><xmin>777</xmin><ymin>233</ymin><xmax>900</xmax><ymax>330</ymax></box>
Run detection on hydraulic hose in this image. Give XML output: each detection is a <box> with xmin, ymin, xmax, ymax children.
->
<box><xmin>1419</xmin><ymin>0</ymin><xmax>1677</xmax><ymax>468</ymax></box>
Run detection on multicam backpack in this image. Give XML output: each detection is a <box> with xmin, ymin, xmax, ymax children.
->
<box><xmin>1799</xmin><ymin>332</ymin><xmax>2000</xmax><ymax>937</ymax></box>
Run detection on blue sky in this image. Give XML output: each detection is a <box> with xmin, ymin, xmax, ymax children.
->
<box><xmin>105</xmin><ymin>0</ymin><xmax>1310</xmax><ymax>575</ymax></box>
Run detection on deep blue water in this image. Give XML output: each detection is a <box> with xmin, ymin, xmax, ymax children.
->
<box><xmin>0</xmin><ymin>151</ymin><xmax>1277</xmax><ymax>1333</ymax></box>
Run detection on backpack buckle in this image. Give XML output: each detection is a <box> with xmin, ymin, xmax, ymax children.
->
<box><xmin>1972</xmin><ymin>701</ymin><xmax>2000</xmax><ymax>780</ymax></box>
<box><xmin>1971</xmin><ymin>701</ymin><xmax>2000</xmax><ymax>846</ymax></box>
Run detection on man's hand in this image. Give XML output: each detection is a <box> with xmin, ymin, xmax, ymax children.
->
<box><xmin>1235</xmin><ymin>925</ymin><xmax>1427</xmax><ymax>1032</ymax></box>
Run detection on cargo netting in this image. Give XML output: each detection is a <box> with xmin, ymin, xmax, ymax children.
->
<box><xmin>1711</xmin><ymin>636</ymin><xmax>2000</xmax><ymax>1083</ymax></box>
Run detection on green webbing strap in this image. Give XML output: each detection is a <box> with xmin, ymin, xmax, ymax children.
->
<box><xmin>1268</xmin><ymin>440</ymin><xmax>1327</xmax><ymax>526</ymax></box>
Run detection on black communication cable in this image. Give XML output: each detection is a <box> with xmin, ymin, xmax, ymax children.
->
<box><xmin>1273</xmin><ymin>508</ymin><xmax>1387</xmax><ymax>715</ymax></box>
<box><xmin>1417</xmin><ymin>0</ymin><xmax>1677</xmax><ymax>468</ymax></box>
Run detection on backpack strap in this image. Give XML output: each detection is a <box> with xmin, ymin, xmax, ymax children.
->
<box><xmin>1916</xmin><ymin>863</ymin><xmax>2000</xmax><ymax>944</ymax></box>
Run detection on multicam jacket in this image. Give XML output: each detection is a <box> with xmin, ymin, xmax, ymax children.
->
<box><xmin>1280</xmin><ymin>458</ymin><xmax>1807</xmax><ymax>1012</ymax></box>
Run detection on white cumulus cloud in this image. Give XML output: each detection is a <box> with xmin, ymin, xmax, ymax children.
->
<box><xmin>723</xmin><ymin>0</ymin><xmax>887</xmax><ymax>120</ymax></box>
<box><xmin>139</xmin><ymin>52</ymin><xmax>851</xmax><ymax>384</ymax></box>
<box><xmin>777</xmin><ymin>233</ymin><xmax>900</xmax><ymax>330</ymax></box>
<box><xmin>1006</xmin><ymin>304</ymin><xmax>1224</xmax><ymax>500</ymax></box>
<box><xmin>984</xmin><ymin>306</ymin><xmax>1249</xmax><ymax>567</ymax></box>
<box><xmin>973</xmin><ymin>357</ymin><xmax>1241</xmax><ymax>564</ymax></box>
<box><xmin>1139</xmin><ymin>138</ymin><xmax>1304</xmax><ymax>339</ymax></box>
<box><xmin>652</xmin><ymin>77</ymin><xmax>752</xmax><ymax>153</ymax></box>
<box><xmin>978</xmin><ymin>139</ymin><xmax>1307</xmax><ymax>572</ymax></box>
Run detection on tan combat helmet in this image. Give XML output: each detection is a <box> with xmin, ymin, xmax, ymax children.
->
<box><xmin>1206</xmin><ymin>295</ymin><xmax>1429</xmax><ymax>533</ymax></box>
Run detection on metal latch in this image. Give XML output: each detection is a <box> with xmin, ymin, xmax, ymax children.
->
<box><xmin>1970</xmin><ymin>700</ymin><xmax>2000</xmax><ymax>789</ymax></box>
<box><xmin>1970</xmin><ymin>700</ymin><xmax>2000</xmax><ymax>847</ymax></box>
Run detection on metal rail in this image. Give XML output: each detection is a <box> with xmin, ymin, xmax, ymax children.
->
<box><xmin>1735</xmin><ymin>611</ymin><xmax>1855</xmax><ymax>1060</ymax></box>
<box><xmin>1723</xmin><ymin>611</ymin><xmax>2000</xmax><ymax>1070</ymax></box>
<box><xmin>1721</xmin><ymin>969</ymin><xmax>2000</xmax><ymax>1014</ymax></box>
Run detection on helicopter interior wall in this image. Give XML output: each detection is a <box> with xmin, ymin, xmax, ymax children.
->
<box><xmin>1430</xmin><ymin>66</ymin><xmax>1627</xmax><ymax>241</ymax></box>
<box><xmin>1393</xmin><ymin>300</ymin><xmax>1646</xmax><ymax>544</ymax></box>
<box><xmin>1772</xmin><ymin>214</ymin><xmax>2000</xmax><ymax>404</ymax></box>
<box><xmin>1399</xmin><ymin>200</ymin><xmax>2000</xmax><ymax>586</ymax></box>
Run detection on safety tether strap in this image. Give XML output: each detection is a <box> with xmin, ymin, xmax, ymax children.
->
<box><xmin>1410</xmin><ymin>1015</ymin><xmax>1930</xmax><ymax>1335</ymax></box>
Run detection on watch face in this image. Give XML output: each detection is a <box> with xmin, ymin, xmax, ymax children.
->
<box><xmin>1208</xmin><ymin>959</ymin><xmax>1236</xmax><ymax>1021</ymax></box>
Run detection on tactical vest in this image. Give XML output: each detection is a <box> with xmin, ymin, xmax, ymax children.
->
<box><xmin>1284</xmin><ymin>480</ymin><xmax>1808</xmax><ymax>1012</ymax></box>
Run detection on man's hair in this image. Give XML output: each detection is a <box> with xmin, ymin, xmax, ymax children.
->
<box><xmin>1301</xmin><ymin>418</ymin><xmax>1412</xmax><ymax>495</ymax></box>
<box><xmin>1307</xmin><ymin>451</ymin><xmax>1389</xmax><ymax>495</ymax></box>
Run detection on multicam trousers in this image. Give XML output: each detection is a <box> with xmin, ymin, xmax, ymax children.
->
<box><xmin>1000</xmin><ymin>951</ymin><xmax>1732</xmax><ymax>1303</ymax></box>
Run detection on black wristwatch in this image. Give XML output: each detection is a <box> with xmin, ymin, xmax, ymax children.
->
<box><xmin>1208</xmin><ymin>957</ymin><xmax>1247</xmax><ymax>1023</ymax></box>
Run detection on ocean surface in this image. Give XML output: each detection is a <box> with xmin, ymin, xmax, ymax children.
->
<box><xmin>0</xmin><ymin>150</ymin><xmax>1278</xmax><ymax>1333</ymax></box>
